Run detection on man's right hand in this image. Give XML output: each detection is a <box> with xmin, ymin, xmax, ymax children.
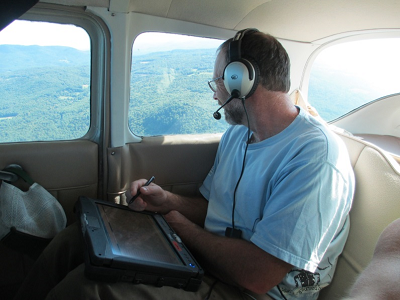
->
<box><xmin>128</xmin><ymin>179</ymin><xmax>170</xmax><ymax>214</ymax></box>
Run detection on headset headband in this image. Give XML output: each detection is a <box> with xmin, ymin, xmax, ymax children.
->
<box><xmin>229</xmin><ymin>28</ymin><xmax>259</xmax><ymax>62</ymax></box>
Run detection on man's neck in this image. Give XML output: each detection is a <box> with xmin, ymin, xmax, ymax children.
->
<box><xmin>244</xmin><ymin>89</ymin><xmax>299</xmax><ymax>142</ymax></box>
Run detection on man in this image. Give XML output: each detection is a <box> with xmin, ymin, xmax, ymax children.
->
<box><xmin>130</xmin><ymin>30</ymin><xmax>354</xmax><ymax>299</ymax></box>
<box><xmin>15</xmin><ymin>30</ymin><xmax>354</xmax><ymax>300</ymax></box>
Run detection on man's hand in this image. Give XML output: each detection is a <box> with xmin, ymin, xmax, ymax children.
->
<box><xmin>127</xmin><ymin>179</ymin><xmax>208</xmax><ymax>227</ymax></box>
<box><xmin>128</xmin><ymin>179</ymin><xmax>170</xmax><ymax>214</ymax></box>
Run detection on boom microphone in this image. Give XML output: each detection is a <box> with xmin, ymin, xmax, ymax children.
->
<box><xmin>213</xmin><ymin>90</ymin><xmax>240</xmax><ymax>120</ymax></box>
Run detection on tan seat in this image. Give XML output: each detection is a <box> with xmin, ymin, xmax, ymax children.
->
<box><xmin>319</xmin><ymin>132</ymin><xmax>400</xmax><ymax>299</ymax></box>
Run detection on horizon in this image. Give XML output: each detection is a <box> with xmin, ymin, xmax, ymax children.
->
<box><xmin>0</xmin><ymin>20</ymin><xmax>223</xmax><ymax>55</ymax></box>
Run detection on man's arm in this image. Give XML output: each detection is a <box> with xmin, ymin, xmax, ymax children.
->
<box><xmin>165</xmin><ymin>210</ymin><xmax>292</xmax><ymax>295</ymax></box>
<box><xmin>129</xmin><ymin>180</ymin><xmax>291</xmax><ymax>294</ymax></box>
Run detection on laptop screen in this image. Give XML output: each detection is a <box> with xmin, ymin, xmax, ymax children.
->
<box><xmin>97</xmin><ymin>204</ymin><xmax>183</xmax><ymax>266</ymax></box>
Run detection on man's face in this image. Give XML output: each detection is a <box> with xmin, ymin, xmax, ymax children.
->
<box><xmin>213</xmin><ymin>51</ymin><xmax>245</xmax><ymax>125</ymax></box>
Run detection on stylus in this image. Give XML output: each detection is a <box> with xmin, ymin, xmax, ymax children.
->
<box><xmin>129</xmin><ymin>176</ymin><xmax>155</xmax><ymax>204</ymax></box>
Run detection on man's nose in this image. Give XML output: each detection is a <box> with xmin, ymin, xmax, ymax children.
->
<box><xmin>213</xmin><ymin>91</ymin><xmax>218</xmax><ymax>100</ymax></box>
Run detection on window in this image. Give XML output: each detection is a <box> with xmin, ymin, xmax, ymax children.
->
<box><xmin>0</xmin><ymin>20</ymin><xmax>91</xmax><ymax>142</ymax></box>
<box><xmin>308</xmin><ymin>38</ymin><xmax>400</xmax><ymax>121</ymax></box>
<box><xmin>129</xmin><ymin>32</ymin><xmax>229</xmax><ymax>136</ymax></box>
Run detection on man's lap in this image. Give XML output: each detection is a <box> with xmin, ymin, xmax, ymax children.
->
<box><xmin>16</xmin><ymin>222</ymin><xmax>272</xmax><ymax>300</ymax></box>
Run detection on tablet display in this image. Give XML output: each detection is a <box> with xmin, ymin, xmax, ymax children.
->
<box><xmin>76</xmin><ymin>196</ymin><xmax>203</xmax><ymax>291</ymax></box>
<box><xmin>97</xmin><ymin>203</ymin><xmax>182</xmax><ymax>265</ymax></box>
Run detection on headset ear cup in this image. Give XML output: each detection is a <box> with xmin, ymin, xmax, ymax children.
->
<box><xmin>223</xmin><ymin>61</ymin><xmax>248</xmax><ymax>96</ymax></box>
<box><xmin>223</xmin><ymin>58</ymin><xmax>259</xmax><ymax>99</ymax></box>
<box><xmin>244</xmin><ymin>58</ymin><xmax>260</xmax><ymax>99</ymax></box>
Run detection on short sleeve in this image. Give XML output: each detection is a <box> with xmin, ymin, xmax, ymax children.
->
<box><xmin>250</xmin><ymin>160</ymin><xmax>353</xmax><ymax>272</ymax></box>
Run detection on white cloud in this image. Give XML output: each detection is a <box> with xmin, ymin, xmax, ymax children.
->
<box><xmin>0</xmin><ymin>20</ymin><xmax>90</xmax><ymax>50</ymax></box>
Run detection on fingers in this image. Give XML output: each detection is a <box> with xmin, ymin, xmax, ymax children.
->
<box><xmin>128</xmin><ymin>179</ymin><xmax>159</xmax><ymax>211</ymax></box>
<box><xmin>127</xmin><ymin>179</ymin><xmax>170</xmax><ymax>215</ymax></box>
<box><xmin>128</xmin><ymin>197</ymin><xmax>147</xmax><ymax>211</ymax></box>
<box><xmin>130</xmin><ymin>178</ymin><xmax>149</xmax><ymax>196</ymax></box>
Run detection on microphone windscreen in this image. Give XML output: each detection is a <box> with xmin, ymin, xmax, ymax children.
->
<box><xmin>213</xmin><ymin>111</ymin><xmax>221</xmax><ymax>120</ymax></box>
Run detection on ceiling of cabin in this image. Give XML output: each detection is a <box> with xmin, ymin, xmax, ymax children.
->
<box><xmin>39</xmin><ymin>0</ymin><xmax>400</xmax><ymax>42</ymax></box>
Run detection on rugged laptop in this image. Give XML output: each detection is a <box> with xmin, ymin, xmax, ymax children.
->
<box><xmin>75</xmin><ymin>196</ymin><xmax>203</xmax><ymax>292</ymax></box>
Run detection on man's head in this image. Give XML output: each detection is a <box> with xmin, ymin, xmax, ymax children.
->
<box><xmin>211</xmin><ymin>30</ymin><xmax>291</xmax><ymax>125</ymax></box>
<box><xmin>218</xmin><ymin>30</ymin><xmax>291</xmax><ymax>94</ymax></box>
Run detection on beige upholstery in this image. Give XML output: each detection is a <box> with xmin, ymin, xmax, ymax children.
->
<box><xmin>290</xmin><ymin>89</ymin><xmax>321</xmax><ymax>118</ymax></box>
<box><xmin>319</xmin><ymin>132</ymin><xmax>400</xmax><ymax>299</ymax></box>
<box><xmin>107</xmin><ymin>134</ymin><xmax>220</xmax><ymax>203</ymax></box>
<box><xmin>0</xmin><ymin>140</ymin><xmax>99</xmax><ymax>225</ymax></box>
<box><xmin>356</xmin><ymin>133</ymin><xmax>400</xmax><ymax>158</ymax></box>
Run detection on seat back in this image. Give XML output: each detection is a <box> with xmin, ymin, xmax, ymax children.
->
<box><xmin>319</xmin><ymin>132</ymin><xmax>400</xmax><ymax>299</ymax></box>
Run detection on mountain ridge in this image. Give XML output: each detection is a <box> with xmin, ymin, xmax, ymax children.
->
<box><xmin>0</xmin><ymin>45</ymin><xmax>90</xmax><ymax>71</ymax></box>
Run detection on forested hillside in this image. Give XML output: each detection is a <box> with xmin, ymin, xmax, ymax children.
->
<box><xmin>0</xmin><ymin>45</ymin><xmax>90</xmax><ymax>71</ymax></box>
<box><xmin>129</xmin><ymin>48</ymin><xmax>229</xmax><ymax>136</ymax></box>
<box><xmin>0</xmin><ymin>45</ymin><xmax>228</xmax><ymax>142</ymax></box>
<box><xmin>0</xmin><ymin>45</ymin><xmax>90</xmax><ymax>142</ymax></box>
<box><xmin>0</xmin><ymin>44</ymin><xmax>385</xmax><ymax>142</ymax></box>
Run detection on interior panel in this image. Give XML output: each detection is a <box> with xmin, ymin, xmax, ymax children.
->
<box><xmin>107</xmin><ymin>134</ymin><xmax>220</xmax><ymax>202</ymax></box>
<box><xmin>0</xmin><ymin>140</ymin><xmax>99</xmax><ymax>224</ymax></box>
<box><xmin>332</xmin><ymin>94</ymin><xmax>400</xmax><ymax>139</ymax></box>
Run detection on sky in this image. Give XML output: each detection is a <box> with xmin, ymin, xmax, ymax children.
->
<box><xmin>0</xmin><ymin>20</ymin><xmax>223</xmax><ymax>53</ymax></box>
<box><xmin>313</xmin><ymin>38</ymin><xmax>400</xmax><ymax>94</ymax></box>
<box><xmin>0</xmin><ymin>20</ymin><xmax>91</xmax><ymax>50</ymax></box>
<box><xmin>133</xmin><ymin>32</ymin><xmax>222</xmax><ymax>55</ymax></box>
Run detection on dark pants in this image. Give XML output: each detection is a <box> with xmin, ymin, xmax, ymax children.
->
<box><xmin>14</xmin><ymin>222</ymin><xmax>271</xmax><ymax>300</ymax></box>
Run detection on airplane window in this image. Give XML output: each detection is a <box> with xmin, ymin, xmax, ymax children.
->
<box><xmin>129</xmin><ymin>32</ymin><xmax>229</xmax><ymax>136</ymax></box>
<box><xmin>308</xmin><ymin>38</ymin><xmax>400</xmax><ymax>121</ymax></box>
<box><xmin>0</xmin><ymin>20</ymin><xmax>91</xmax><ymax>142</ymax></box>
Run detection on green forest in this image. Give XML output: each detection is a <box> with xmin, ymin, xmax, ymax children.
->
<box><xmin>0</xmin><ymin>44</ymin><xmax>385</xmax><ymax>143</ymax></box>
<box><xmin>0</xmin><ymin>45</ymin><xmax>229</xmax><ymax>143</ymax></box>
<box><xmin>0</xmin><ymin>45</ymin><xmax>91</xmax><ymax>142</ymax></box>
<box><xmin>129</xmin><ymin>48</ymin><xmax>229</xmax><ymax>136</ymax></box>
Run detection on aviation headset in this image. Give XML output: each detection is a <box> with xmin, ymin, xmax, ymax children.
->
<box><xmin>218</xmin><ymin>29</ymin><xmax>261</xmax><ymax>239</ymax></box>
<box><xmin>223</xmin><ymin>28</ymin><xmax>260</xmax><ymax>99</ymax></box>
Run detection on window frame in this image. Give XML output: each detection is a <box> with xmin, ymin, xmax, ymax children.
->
<box><xmin>2</xmin><ymin>3</ymin><xmax>110</xmax><ymax>144</ymax></box>
<box><xmin>88</xmin><ymin>9</ymin><xmax>235</xmax><ymax>147</ymax></box>
<box><xmin>301</xmin><ymin>30</ymin><xmax>400</xmax><ymax>123</ymax></box>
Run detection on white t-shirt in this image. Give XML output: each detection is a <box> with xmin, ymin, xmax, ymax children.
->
<box><xmin>199</xmin><ymin>107</ymin><xmax>355</xmax><ymax>299</ymax></box>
